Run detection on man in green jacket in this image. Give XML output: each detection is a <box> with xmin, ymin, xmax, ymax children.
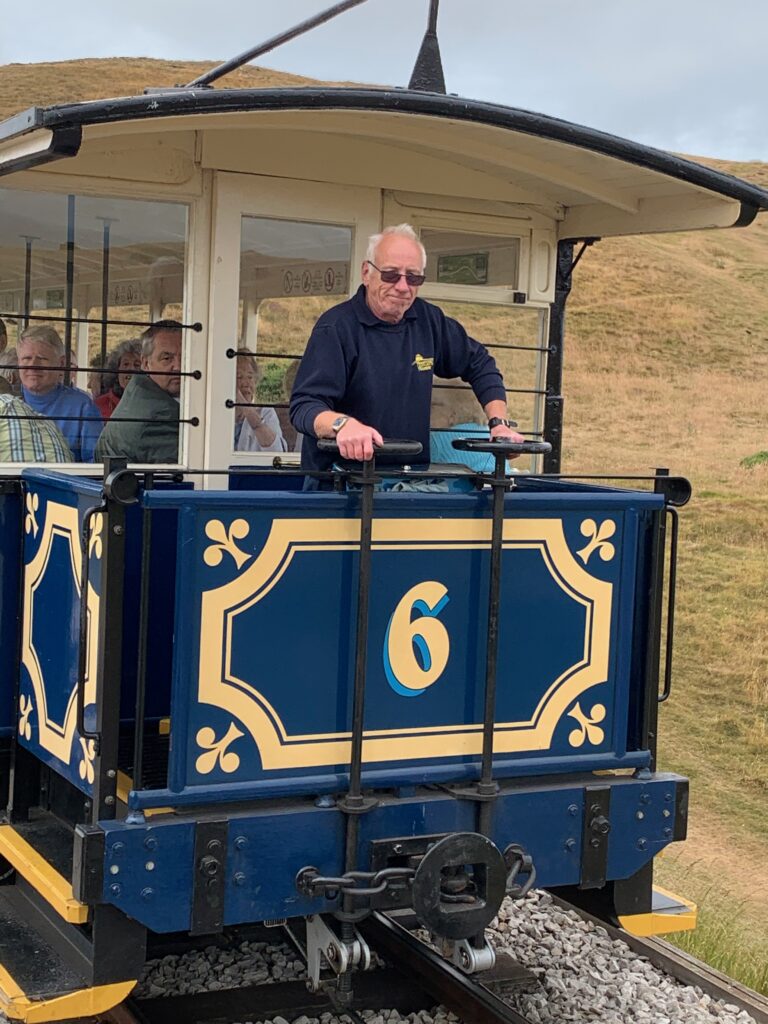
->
<box><xmin>95</xmin><ymin>320</ymin><xmax>182</xmax><ymax>463</ymax></box>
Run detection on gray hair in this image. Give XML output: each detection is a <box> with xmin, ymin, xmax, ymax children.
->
<box><xmin>140</xmin><ymin>319</ymin><xmax>182</xmax><ymax>359</ymax></box>
<box><xmin>366</xmin><ymin>223</ymin><xmax>426</xmax><ymax>270</ymax></box>
<box><xmin>110</xmin><ymin>338</ymin><xmax>142</xmax><ymax>368</ymax></box>
<box><xmin>19</xmin><ymin>324</ymin><xmax>65</xmax><ymax>359</ymax></box>
<box><xmin>235</xmin><ymin>348</ymin><xmax>260</xmax><ymax>380</ymax></box>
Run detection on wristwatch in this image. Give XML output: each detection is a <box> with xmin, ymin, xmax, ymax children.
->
<box><xmin>487</xmin><ymin>417</ymin><xmax>518</xmax><ymax>429</ymax></box>
<box><xmin>331</xmin><ymin>415</ymin><xmax>349</xmax><ymax>433</ymax></box>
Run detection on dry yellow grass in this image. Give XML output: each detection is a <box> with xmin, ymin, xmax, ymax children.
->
<box><xmin>1</xmin><ymin>56</ymin><xmax>766</xmax><ymax>989</ymax></box>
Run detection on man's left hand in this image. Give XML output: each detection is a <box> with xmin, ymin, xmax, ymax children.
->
<box><xmin>490</xmin><ymin>422</ymin><xmax>525</xmax><ymax>458</ymax></box>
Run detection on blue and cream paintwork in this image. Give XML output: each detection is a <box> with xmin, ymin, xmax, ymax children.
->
<box><xmin>10</xmin><ymin>472</ymin><xmax>685</xmax><ymax>931</ymax></box>
<box><xmin>155</xmin><ymin>483</ymin><xmax>654</xmax><ymax>807</ymax></box>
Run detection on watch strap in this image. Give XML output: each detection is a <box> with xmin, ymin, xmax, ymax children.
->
<box><xmin>487</xmin><ymin>417</ymin><xmax>518</xmax><ymax>429</ymax></box>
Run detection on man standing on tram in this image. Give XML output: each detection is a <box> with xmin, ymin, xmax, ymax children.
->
<box><xmin>289</xmin><ymin>224</ymin><xmax>522</xmax><ymax>473</ymax></box>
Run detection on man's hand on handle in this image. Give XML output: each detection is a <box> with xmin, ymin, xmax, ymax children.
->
<box><xmin>336</xmin><ymin>417</ymin><xmax>384</xmax><ymax>461</ymax></box>
<box><xmin>489</xmin><ymin>421</ymin><xmax>525</xmax><ymax>458</ymax></box>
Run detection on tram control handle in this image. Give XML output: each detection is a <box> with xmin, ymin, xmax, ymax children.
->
<box><xmin>451</xmin><ymin>438</ymin><xmax>552</xmax><ymax>457</ymax></box>
<box><xmin>317</xmin><ymin>438</ymin><xmax>424</xmax><ymax>458</ymax></box>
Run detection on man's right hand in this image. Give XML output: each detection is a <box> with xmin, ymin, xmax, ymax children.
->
<box><xmin>336</xmin><ymin>417</ymin><xmax>384</xmax><ymax>461</ymax></box>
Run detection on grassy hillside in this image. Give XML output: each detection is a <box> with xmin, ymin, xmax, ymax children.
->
<box><xmin>1</xmin><ymin>58</ymin><xmax>767</xmax><ymax>990</ymax></box>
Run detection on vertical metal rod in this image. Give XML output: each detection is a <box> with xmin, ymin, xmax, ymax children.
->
<box><xmin>98</xmin><ymin>218</ymin><xmax>114</xmax><ymax>371</ymax></box>
<box><xmin>345</xmin><ymin>457</ymin><xmax>375</xmax><ymax>826</ymax></box>
<box><xmin>64</xmin><ymin>195</ymin><xmax>76</xmax><ymax>386</ymax></box>
<box><xmin>132</xmin><ymin>474</ymin><xmax>154</xmax><ymax>792</ymax></box>
<box><xmin>22</xmin><ymin>236</ymin><xmax>37</xmax><ymax>330</ymax></box>
<box><xmin>542</xmin><ymin>240</ymin><xmax>573</xmax><ymax>473</ymax></box>
<box><xmin>478</xmin><ymin>451</ymin><xmax>507</xmax><ymax>837</ymax></box>
<box><xmin>338</xmin><ymin>456</ymin><xmax>376</xmax><ymax>1005</ymax></box>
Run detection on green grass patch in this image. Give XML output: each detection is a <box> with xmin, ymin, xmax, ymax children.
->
<box><xmin>740</xmin><ymin>450</ymin><xmax>768</xmax><ymax>469</ymax></box>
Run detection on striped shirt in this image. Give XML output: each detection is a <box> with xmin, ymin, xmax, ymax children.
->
<box><xmin>0</xmin><ymin>395</ymin><xmax>73</xmax><ymax>462</ymax></box>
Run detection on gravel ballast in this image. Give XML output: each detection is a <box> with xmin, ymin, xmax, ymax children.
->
<box><xmin>135</xmin><ymin>891</ymin><xmax>759</xmax><ymax>1024</ymax></box>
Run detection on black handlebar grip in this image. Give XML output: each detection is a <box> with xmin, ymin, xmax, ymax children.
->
<box><xmin>317</xmin><ymin>438</ymin><xmax>423</xmax><ymax>456</ymax></box>
<box><xmin>451</xmin><ymin>438</ymin><xmax>552</xmax><ymax>456</ymax></box>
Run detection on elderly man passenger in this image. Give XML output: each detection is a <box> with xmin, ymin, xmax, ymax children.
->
<box><xmin>290</xmin><ymin>223</ymin><xmax>522</xmax><ymax>475</ymax></box>
<box><xmin>18</xmin><ymin>325</ymin><xmax>101</xmax><ymax>462</ymax></box>
<box><xmin>95</xmin><ymin>320</ymin><xmax>182</xmax><ymax>463</ymax></box>
<box><xmin>233</xmin><ymin>349</ymin><xmax>286</xmax><ymax>453</ymax></box>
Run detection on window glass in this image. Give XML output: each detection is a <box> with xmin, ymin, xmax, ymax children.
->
<box><xmin>428</xmin><ymin>301</ymin><xmax>546</xmax><ymax>445</ymax></box>
<box><xmin>234</xmin><ymin>217</ymin><xmax>353</xmax><ymax>455</ymax></box>
<box><xmin>0</xmin><ymin>187</ymin><xmax>187</xmax><ymax>464</ymax></box>
<box><xmin>421</xmin><ymin>229</ymin><xmax>521</xmax><ymax>289</ymax></box>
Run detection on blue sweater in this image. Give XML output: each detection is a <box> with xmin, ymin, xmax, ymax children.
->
<box><xmin>21</xmin><ymin>384</ymin><xmax>102</xmax><ymax>462</ymax></box>
<box><xmin>290</xmin><ymin>286</ymin><xmax>506</xmax><ymax>472</ymax></box>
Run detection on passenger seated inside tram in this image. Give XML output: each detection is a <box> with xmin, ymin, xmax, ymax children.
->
<box><xmin>234</xmin><ymin>348</ymin><xmax>286</xmax><ymax>453</ymax></box>
<box><xmin>0</xmin><ymin>349</ymin><xmax>20</xmax><ymax>396</ymax></box>
<box><xmin>430</xmin><ymin>378</ymin><xmax>500</xmax><ymax>473</ymax></box>
<box><xmin>96</xmin><ymin>339</ymin><xmax>142</xmax><ymax>420</ymax></box>
<box><xmin>0</xmin><ymin>393</ymin><xmax>73</xmax><ymax>462</ymax></box>
<box><xmin>18</xmin><ymin>325</ymin><xmax>101</xmax><ymax>462</ymax></box>
<box><xmin>95</xmin><ymin>320</ymin><xmax>182</xmax><ymax>464</ymax></box>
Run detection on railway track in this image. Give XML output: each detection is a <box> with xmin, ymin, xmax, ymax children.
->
<box><xmin>96</xmin><ymin>898</ymin><xmax>768</xmax><ymax>1024</ymax></box>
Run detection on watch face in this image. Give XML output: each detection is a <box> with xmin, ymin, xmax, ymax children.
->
<box><xmin>332</xmin><ymin>416</ymin><xmax>348</xmax><ymax>432</ymax></box>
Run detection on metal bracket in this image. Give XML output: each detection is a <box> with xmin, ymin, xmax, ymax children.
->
<box><xmin>448</xmin><ymin>936</ymin><xmax>496</xmax><ymax>974</ymax></box>
<box><xmin>305</xmin><ymin>913</ymin><xmax>371</xmax><ymax>992</ymax></box>
<box><xmin>190</xmin><ymin>819</ymin><xmax>228</xmax><ymax>935</ymax></box>
<box><xmin>72</xmin><ymin>824</ymin><xmax>105</xmax><ymax>904</ymax></box>
<box><xmin>580</xmin><ymin>786</ymin><xmax>612</xmax><ymax>889</ymax></box>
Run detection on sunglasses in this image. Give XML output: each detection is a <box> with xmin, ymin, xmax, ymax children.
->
<box><xmin>367</xmin><ymin>260</ymin><xmax>426</xmax><ymax>287</ymax></box>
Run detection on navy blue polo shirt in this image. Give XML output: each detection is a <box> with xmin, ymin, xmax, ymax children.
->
<box><xmin>290</xmin><ymin>286</ymin><xmax>506</xmax><ymax>473</ymax></box>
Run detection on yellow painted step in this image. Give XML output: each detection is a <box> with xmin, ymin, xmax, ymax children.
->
<box><xmin>0</xmin><ymin>824</ymin><xmax>87</xmax><ymax>925</ymax></box>
<box><xmin>0</xmin><ymin>963</ymin><xmax>134</xmax><ymax>1024</ymax></box>
<box><xmin>619</xmin><ymin>885</ymin><xmax>697</xmax><ymax>937</ymax></box>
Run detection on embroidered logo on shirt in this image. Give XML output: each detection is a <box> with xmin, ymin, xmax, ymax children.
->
<box><xmin>412</xmin><ymin>354</ymin><xmax>434</xmax><ymax>372</ymax></box>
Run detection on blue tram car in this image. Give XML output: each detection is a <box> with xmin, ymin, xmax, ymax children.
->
<box><xmin>0</xmin><ymin>6</ymin><xmax>766</xmax><ymax>1020</ymax></box>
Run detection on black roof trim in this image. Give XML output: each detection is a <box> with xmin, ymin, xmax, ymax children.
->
<box><xmin>2</xmin><ymin>87</ymin><xmax>767</xmax><ymax>210</ymax></box>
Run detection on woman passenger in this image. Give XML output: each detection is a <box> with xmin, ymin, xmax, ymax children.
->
<box><xmin>234</xmin><ymin>348</ymin><xmax>286</xmax><ymax>453</ymax></box>
<box><xmin>96</xmin><ymin>339</ymin><xmax>142</xmax><ymax>419</ymax></box>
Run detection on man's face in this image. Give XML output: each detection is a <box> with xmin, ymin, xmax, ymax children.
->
<box><xmin>18</xmin><ymin>340</ymin><xmax>64</xmax><ymax>395</ymax></box>
<box><xmin>362</xmin><ymin>235</ymin><xmax>425</xmax><ymax>324</ymax></box>
<box><xmin>142</xmin><ymin>331</ymin><xmax>182</xmax><ymax>396</ymax></box>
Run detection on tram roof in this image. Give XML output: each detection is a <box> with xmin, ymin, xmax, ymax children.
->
<box><xmin>1</xmin><ymin>86</ymin><xmax>767</xmax><ymax>238</ymax></box>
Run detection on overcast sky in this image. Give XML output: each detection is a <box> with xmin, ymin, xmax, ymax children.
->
<box><xmin>3</xmin><ymin>0</ymin><xmax>766</xmax><ymax>161</ymax></box>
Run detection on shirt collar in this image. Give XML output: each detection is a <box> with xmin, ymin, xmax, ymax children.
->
<box><xmin>352</xmin><ymin>284</ymin><xmax>420</xmax><ymax>327</ymax></box>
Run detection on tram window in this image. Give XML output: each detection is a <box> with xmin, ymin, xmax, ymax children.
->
<box><xmin>429</xmin><ymin>302</ymin><xmax>546</xmax><ymax>443</ymax></box>
<box><xmin>234</xmin><ymin>217</ymin><xmax>352</xmax><ymax>454</ymax></box>
<box><xmin>421</xmin><ymin>229</ymin><xmax>521</xmax><ymax>289</ymax></box>
<box><xmin>0</xmin><ymin>187</ymin><xmax>188</xmax><ymax>464</ymax></box>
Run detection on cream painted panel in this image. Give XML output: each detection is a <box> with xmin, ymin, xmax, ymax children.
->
<box><xmin>42</xmin><ymin>134</ymin><xmax>197</xmax><ymax>185</ymax></box>
<box><xmin>528</xmin><ymin>229</ymin><xmax>557</xmax><ymax>303</ymax></box>
<box><xmin>561</xmin><ymin>193</ymin><xmax>744</xmax><ymax>238</ymax></box>
<box><xmin>201</xmin><ymin>129</ymin><xmax>549</xmax><ymax>205</ymax></box>
<box><xmin>204</xmin><ymin>172</ymin><xmax>381</xmax><ymax>473</ymax></box>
